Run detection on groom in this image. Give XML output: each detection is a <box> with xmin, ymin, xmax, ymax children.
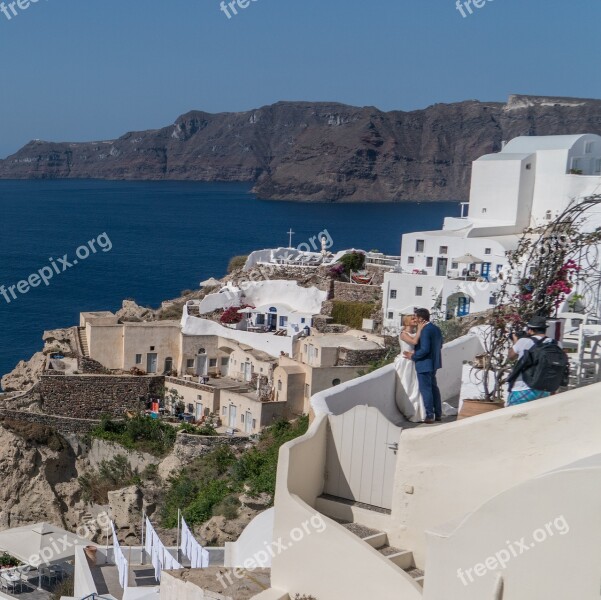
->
<box><xmin>403</xmin><ymin>308</ymin><xmax>443</xmax><ymax>424</ymax></box>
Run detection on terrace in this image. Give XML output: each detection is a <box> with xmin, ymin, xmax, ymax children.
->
<box><xmin>76</xmin><ymin>547</ymin><xmax>226</xmax><ymax>600</ymax></box>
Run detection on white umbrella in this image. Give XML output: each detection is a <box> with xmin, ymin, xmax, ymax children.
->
<box><xmin>0</xmin><ymin>523</ymin><xmax>94</xmax><ymax>566</ymax></box>
<box><xmin>452</xmin><ymin>253</ymin><xmax>484</xmax><ymax>264</ymax></box>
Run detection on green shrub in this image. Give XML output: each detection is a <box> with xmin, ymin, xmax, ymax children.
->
<box><xmin>161</xmin><ymin>445</ymin><xmax>237</xmax><ymax>527</ymax></box>
<box><xmin>212</xmin><ymin>494</ymin><xmax>241</xmax><ymax>520</ymax></box>
<box><xmin>91</xmin><ymin>415</ymin><xmax>177</xmax><ymax>456</ymax></box>
<box><xmin>179</xmin><ymin>421</ymin><xmax>218</xmax><ymax>436</ymax></box>
<box><xmin>436</xmin><ymin>318</ymin><xmax>465</xmax><ymax>343</ymax></box>
<box><xmin>227</xmin><ymin>255</ymin><xmax>248</xmax><ymax>273</ymax></box>
<box><xmin>160</xmin><ymin>417</ymin><xmax>309</xmax><ymax>528</ymax></box>
<box><xmin>79</xmin><ymin>455</ymin><xmax>139</xmax><ymax>504</ymax></box>
<box><xmin>232</xmin><ymin>416</ymin><xmax>309</xmax><ymax>497</ymax></box>
<box><xmin>331</xmin><ymin>301</ymin><xmax>374</xmax><ymax>329</ymax></box>
<box><xmin>338</xmin><ymin>251</ymin><xmax>366</xmax><ymax>274</ymax></box>
<box><xmin>0</xmin><ymin>553</ymin><xmax>18</xmax><ymax>568</ymax></box>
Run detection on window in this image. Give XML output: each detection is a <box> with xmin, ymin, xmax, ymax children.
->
<box><xmin>545</xmin><ymin>210</ymin><xmax>552</xmax><ymax>221</ymax></box>
<box><xmin>305</xmin><ymin>383</ymin><xmax>310</xmax><ymax>398</ymax></box>
<box><xmin>489</xmin><ymin>294</ymin><xmax>498</xmax><ymax>306</ymax></box>
<box><xmin>426</xmin><ymin>257</ymin><xmax>433</xmax><ymax>267</ymax></box>
<box><xmin>186</xmin><ymin>359</ymin><xmax>194</xmax><ymax>368</ymax></box>
<box><xmin>496</xmin><ymin>264</ymin><xmax>503</xmax><ymax>273</ymax></box>
<box><xmin>135</xmin><ymin>354</ymin><xmax>142</xmax><ymax>364</ymax></box>
<box><xmin>279</xmin><ymin>316</ymin><xmax>288</xmax><ymax>327</ymax></box>
<box><xmin>252</xmin><ymin>419</ymin><xmax>257</xmax><ymax>429</ymax></box>
<box><xmin>585</xmin><ymin>141</ymin><xmax>594</xmax><ymax>154</ymax></box>
<box><xmin>209</xmin><ymin>358</ymin><xmax>217</xmax><ymax>368</ymax></box>
<box><xmin>484</xmin><ymin>248</ymin><xmax>491</xmax><ymax>255</ymax></box>
<box><xmin>415</xmin><ymin>239</ymin><xmax>425</xmax><ymax>252</ymax></box>
<box><xmin>221</xmin><ymin>357</ymin><xmax>229</xmax><ymax>366</ymax></box>
<box><xmin>198</xmin><ymin>348</ymin><xmax>206</xmax><ymax>354</ymax></box>
<box><xmin>277</xmin><ymin>380</ymin><xmax>282</xmax><ymax>391</ymax></box>
<box><xmin>451</xmin><ymin>262</ymin><xmax>459</xmax><ymax>269</ymax></box>
<box><xmin>300</xmin><ymin>318</ymin><xmax>306</xmax><ymax>323</ymax></box>
<box><xmin>222</xmin><ymin>406</ymin><xmax>227</xmax><ymax>415</ymax></box>
<box><xmin>390</xmin><ymin>289</ymin><xmax>397</xmax><ymax>299</ymax></box>
<box><xmin>439</xmin><ymin>246</ymin><xmax>448</xmax><ymax>255</ymax></box>
<box><xmin>595</xmin><ymin>159</ymin><xmax>601</xmax><ymax>174</ymax></box>
<box><xmin>407</xmin><ymin>256</ymin><xmax>415</xmax><ymax>264</ymax></box>
<box><xmin>415</xmin><ymin>286</ymin><xmax>423</xmax><ymax>297</ymax></box>
<box><xmin>150</xmin><ymin>346</ymin><xmax>155</xmax><ymax>351</ymax></box>
<box><xmin>332</xmin><ymin>378</ymin><xmax>341</xmax><ymax>386</ymax></box>
<box><xmin>482</xmin><ymin>208</ymin><xmax>487</xmax><ymax>214</ymax></box>
<box><xmin>387</xmin><ymin>312</ymin><xmax>394</xmax><ymax>319</ymax></box>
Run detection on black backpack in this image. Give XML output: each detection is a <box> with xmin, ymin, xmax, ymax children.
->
<box><xmin>512</xmin><ymin>337</ymin><xmax>569</xmax><ymax>393</ymax></box>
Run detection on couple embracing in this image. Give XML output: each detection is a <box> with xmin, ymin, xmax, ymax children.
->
<box><xmin>394</xmin><ymin>308</ymin><xmax>443</xmax><ymax>424</ymax></box>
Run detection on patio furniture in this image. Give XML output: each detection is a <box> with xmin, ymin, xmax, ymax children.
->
<box><xmin>40</xmin><ymin>566</ymin><xmax>58</xmax><ymax>585</ymax></box>
<box><xmin>2</xmin><ymin>570</ymin><xmax>23</xmax><ymax>593</ymax></box>
<box><xmin>572</xmin><ymin>324</ymin><xmax>601</xmax><ymax>387</ymax></box>
<box><xmin>558</xmin><ymin>311</ymin><xmax>589</xmax><ymax>349</ymax></box>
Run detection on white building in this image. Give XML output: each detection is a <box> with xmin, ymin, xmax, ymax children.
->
<box><xmin>383</xmin><ymin>134</ymin><xmax>601</xmax><ymax>332</ymax></box>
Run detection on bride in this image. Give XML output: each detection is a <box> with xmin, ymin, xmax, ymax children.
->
<box><xmin>394</xmin><ymin>315</ymin><xmax>427</xmax><ymax>423</ymax></box>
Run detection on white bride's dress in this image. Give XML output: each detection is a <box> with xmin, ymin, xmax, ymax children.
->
<box><xmin>394</xmin><ymin>339</ymin><xmax>426</xmax><ymax>423</ymax></box>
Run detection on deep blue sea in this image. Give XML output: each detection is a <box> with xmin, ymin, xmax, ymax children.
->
<box><xmin>0</xmin><ymin>180</ymin><xmax>460</xmax><ymax>379</ymax></box>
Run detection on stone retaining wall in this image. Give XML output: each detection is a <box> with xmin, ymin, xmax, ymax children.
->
<box><xmin>337</xmin><ymin>347</ymin><xmax>388</xmax><ymax>367</ymax></box>
<box><xmin>0</xmin><ymin>408</ymin><xmax>100</xmax><ymax>434</ymax></box>
<box><xmin>333</xmin><ymin>281</ymin><xmax>381</xmax><ymax>303</ymax></box>
<box><xmin>38</xmin><ymin>374</ymin><xmax>164</xmax><ymax>418</ymax></box>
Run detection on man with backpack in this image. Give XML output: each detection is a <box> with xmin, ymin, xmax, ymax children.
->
<box><xmin>506</xmin><ymin>316</ymin><xmax>569</xmax><ymax>407</ymax></box>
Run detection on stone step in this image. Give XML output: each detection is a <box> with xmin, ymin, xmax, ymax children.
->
<box><xmin>338</xmin><ymin>521</ymin><xmax>419</xmax><ymax>577</ymax></box>
<box><xmin>78</xmin><ymin>327</ymin><xmax>90</xmax><ymax>357</ymax></box>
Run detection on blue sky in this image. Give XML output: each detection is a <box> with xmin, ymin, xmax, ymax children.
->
<box><xmin>0</xmin><ymin>0</ymin><xmax>600</xmax><ymax>157</ymax></box>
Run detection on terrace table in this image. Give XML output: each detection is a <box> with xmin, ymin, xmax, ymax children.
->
<box><xmin>1</xmin><ymin>570</ymin><xmax>23</xmax><ymax>592</ymax></box>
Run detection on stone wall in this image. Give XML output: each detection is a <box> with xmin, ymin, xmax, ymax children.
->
<box><xmin>332</xmin><ymin>281</ymin><xmax>381</xmax><ymax>303</ymax></box>
<box><xmin>0</xmin><ymin>408</ymin><xmax>100</xmax><ymax>434</ymax></box>
<box><xmin>337</xmin><ymin>347</ymin><xmax>388</xmax><ymax>367</ymax></box>
<box><xmin>38</xmin><ymin>374</ymin><xmax>164</xmax><ymax>418</ymax></box>
<box><xmin>80</xmin><ymin>357</ymin><xmax>111</xmax><ymax>374</ymax></box>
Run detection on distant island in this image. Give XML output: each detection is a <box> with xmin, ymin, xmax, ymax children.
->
<box><xmin>2</xmin><ymin>94</ymin><xmax>601</xmax><ymax>202</ymax></box>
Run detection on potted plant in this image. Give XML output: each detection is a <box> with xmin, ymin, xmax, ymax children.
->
<box><xmin>459</xmin><ymin>195</ymin><xmax>601</xmax><ymax>417</ymax></box>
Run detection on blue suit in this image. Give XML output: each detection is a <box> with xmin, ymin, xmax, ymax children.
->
<box><xmin>412</xmin><ymin>322</ymin><xmax>443</xmax><ymax>420</ymax></box>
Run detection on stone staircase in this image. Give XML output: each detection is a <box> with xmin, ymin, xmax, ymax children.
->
<box><xmin>339</xmin><ymin>521</ymin><xmax>424</xmax><ymax>586</ymax></box>
<box><xmin>78</xmin><ymin>327</ymin><xmax>90</xmax><ymax>357</ymax></box>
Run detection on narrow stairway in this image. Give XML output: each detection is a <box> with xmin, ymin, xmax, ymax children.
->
<box><xmin>78</xmin><ymin>327</ymin><xmax>90</xmax><ymax>357</ymax></box>
<box><xmin>339</xmin><ymin>522</ymin><xmax>424</xmax><ymax>586</ymax></box>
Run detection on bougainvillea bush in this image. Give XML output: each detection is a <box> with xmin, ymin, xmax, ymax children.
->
<box><xmin>220</xmin><ymin>305</ymin><xmax>253</xmax><ymax>325</ymax></box>
<box><xmin>479</xmin><ymin>196</ymin><xmax>601</xmax><ymax>400</ymax></box>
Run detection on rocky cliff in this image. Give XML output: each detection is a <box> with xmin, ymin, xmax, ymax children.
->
<box><xmin>2</xmin><ymin>94</ymin><xmax>601</xmax><ymax>202</ymax></box>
